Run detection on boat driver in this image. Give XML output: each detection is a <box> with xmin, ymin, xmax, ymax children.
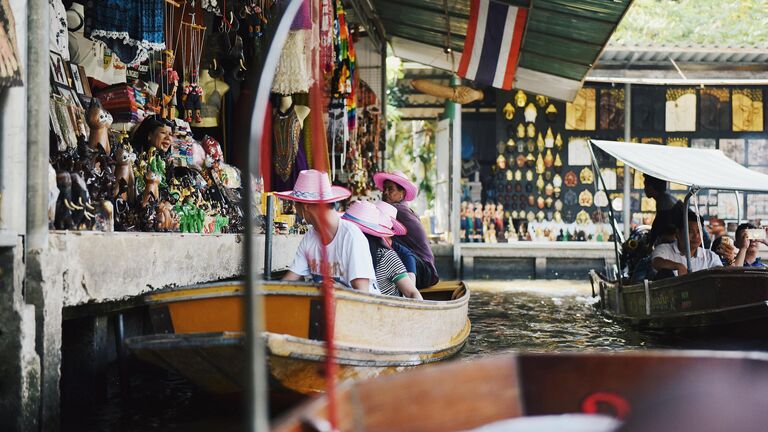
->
<box><xmin>651</xmin><ymin>210</ymin><xmax>722</xmax><ymax>278</ymax></box>
<box><xmin>278</xmin><ymin>170</ymin><xmax>379</xmax><ymax>293</ymax></box>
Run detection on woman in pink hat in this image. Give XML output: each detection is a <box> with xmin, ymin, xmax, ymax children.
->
<box><xmin>373</xmin><ymin>171</ymin><xmax>439</xmax><ymax>288</ymax></box>
<box><xmin>343</xmin><ymin>201</ymin><xmax>422</xmax><ymax>300</ymax></box>
<box><xmin>278</xmin><ymin>170</ymin><xmax>378</xmax><ymax>293</ymax></box>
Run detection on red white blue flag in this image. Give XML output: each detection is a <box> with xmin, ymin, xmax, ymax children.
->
<box><xmin>458</xmin><ymin>0</ymin><xmax>528</xmax><ymax>90</ymax></box>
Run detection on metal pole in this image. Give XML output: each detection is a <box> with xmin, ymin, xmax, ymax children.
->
<box><xmin>623</xmin><ymin>83</ymin><xmax>631</xmax><ymax>238</ymax></box>
<box><xmin>450</xmin><ymin>75</ymin><xmax>462</xmax><ymax>276</ymax></box>
<box><xmin>244</xmin><ymin>1</ymin><xmax>303</xmax><ymax>430</ymax></box>
<box><xmin>682</xmin><ymin>188</ymin><xmax>697</xmax><ymax>273</ymax></box>
<box><xmin>264</xmin><ymin>195</ymin><xmax>274</xmax><ymax>280</ymax></box>
<box><xmin>588</xmin><ymin>141</ymin><xmax>623</xmax><ymax>285</ymax></box>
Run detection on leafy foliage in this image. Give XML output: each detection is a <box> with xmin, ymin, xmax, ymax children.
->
<box><xmin>611</xmin><ymin>0</ymin><xmax>768</xmax><ymax>47</ymax></box>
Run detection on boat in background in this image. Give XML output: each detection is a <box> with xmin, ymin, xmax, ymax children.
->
<box><xmin>590</xmin><ymin>267</ymin><xmax>768</xmax><ymax>334</ymax></box>
<box><xmin>126</xmin><ymin>280</ymin><xmax>470</xmax><ymax>395</ymax></box>
<box><xmin>272</xmin><ymin>350</ymin><xmax>768</xmax><ymax>432</ymax></box>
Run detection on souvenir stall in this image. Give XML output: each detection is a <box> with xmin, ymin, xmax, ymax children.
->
<box><xmin>461</xmin><ymin>84</ymin><xmax>768</xmax><ymax>244</ymax></box>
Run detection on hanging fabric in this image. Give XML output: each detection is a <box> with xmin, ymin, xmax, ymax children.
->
<box><xmin>84</xmin><ymin>0</ymin><xmax>165</xmax><ymax>67</ymax></box>
<box><xmin>0</xmin><ymin>0</ymin><xmax>22</xmax><ymax>87</ymax></box>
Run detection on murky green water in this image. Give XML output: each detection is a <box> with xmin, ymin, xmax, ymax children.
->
<box><xmin>65</xmin><ymin>280</ymin><xmax>768</xmax><ymax>431</ymax></box>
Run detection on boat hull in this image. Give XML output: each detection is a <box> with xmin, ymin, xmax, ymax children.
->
<box><xmin>590</xmin><ymin>267</ymin><xmax>768</xmax><ymax>334</ymax></box>
<box><xmin>127</xmin><ymin>280</ymin><xmax>470</xmax><ymax>395</ymax></box>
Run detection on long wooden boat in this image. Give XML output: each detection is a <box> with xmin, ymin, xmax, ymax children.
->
<box><xmin>126</xmin><ymin>280</ymin><xmax>470</xmax><ymax>395</ymax></box>
<box><xmin>589</xmin><ymin>267</ymin><xmax>768</xmax><ymax>334</ymax></box>
<box><xmin>272</xmin><ymin>350</ymin><xmax>768</xmax><ymax>432</ymax></box>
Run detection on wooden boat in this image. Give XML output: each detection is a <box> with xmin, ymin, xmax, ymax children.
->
<box><xmin>126</xmin><ymin>280</ymin><xmax>470</xmax><ymax>395</ymax></box>
<box><xmin>272</xmin><ymin>350</ymin><xmax>768</xmax><ymax>432</ymax></box>
<box><xmin>589</xmin><ymin>267</ymin><xmax>768</xmax><ymax>334</ymax></box>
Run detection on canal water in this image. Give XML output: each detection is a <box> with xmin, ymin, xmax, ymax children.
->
<box><xmin>64</xmin><ymin>280</ymin><xmax>768</xmax><ymax>431</ymax></box>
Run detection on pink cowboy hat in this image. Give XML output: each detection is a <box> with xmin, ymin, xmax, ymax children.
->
<box><xmin>274</xmin><ymin>169</ymin><xmax>351</xmax><ymax>203</ymax></box>
<box><xmin>342</xmin><ymin>201</ymin><xmax>394</xmax><ymax>237</ymax></box>
<box><xmin>374</xmin><ymin>200</ymin><xmax>407</xmax><ymax>236</ymax></box>
<box><xmin>373</xmin><ymin>171</ymin><xmax>418</xmax><ymax>202</ymax></box>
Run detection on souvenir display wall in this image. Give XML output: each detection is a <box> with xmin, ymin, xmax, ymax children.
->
<box><xmin>46</xmin><ymin>0</ymin><xmax>382</xmax><ymax>233</ymax></box>
<box><xmin>461</xmin><ymin>84</ymin><xmax>768</xmax><ymax>243</ymax></box>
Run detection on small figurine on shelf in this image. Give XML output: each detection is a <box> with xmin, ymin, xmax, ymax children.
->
<box><xmin>465</xmin><ymin>202</ymin><xmax>475</xmax><ymax>242</ymax></box>
<box><xmin>494</xmin><ymin>204</ymin><xmax>505</xmax><ymax>237</ymax></box>
<box><xmin>459</xmin><ymin>201</ymin><xmax>468</xmax><ymax>241</ymax></box>
<box><xmin>159</xmin><ymin>50</ymin><xmax>180</xmax><ymax>120</ymax></box>
<box><xmin>85</xmin><ymin>98</ymin><xmax>113</xmax><ymax>155</ymax></box>
<box><xmin>473</xmin><ymin>204</ymin><xmax>484</xmax><ymax>242</ymax></box>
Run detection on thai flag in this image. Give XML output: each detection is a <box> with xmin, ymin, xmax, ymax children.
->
<box><xmin>458</xmin><ymin>0</ymin><xmax>528</xmax><ymax>90</ymax></box>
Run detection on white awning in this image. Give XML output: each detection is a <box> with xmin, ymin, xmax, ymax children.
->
<box><xmin>590</xmin><ymin>140</ymin><xmax>768</xmax><ymax>193</ymax></box>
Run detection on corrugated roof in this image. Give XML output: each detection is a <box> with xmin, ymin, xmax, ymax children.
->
<box><xmin>599</xmin><ymin>45</ymin><xmax>768</xmax><ymax>65</ymax></box>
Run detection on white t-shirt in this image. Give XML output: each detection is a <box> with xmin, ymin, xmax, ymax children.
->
<box><xmin>651</xmin><ymin>241</ymin><xmax>722</xmax><ymax>275</ymax></box>
<box><xmin>289</xmin><ymin>219</ymin><xmax>379</xmax><ymax>294</ymax></box>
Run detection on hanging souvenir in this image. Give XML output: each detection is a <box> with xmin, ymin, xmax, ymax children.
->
<box><xmin>497</xmin><ymin>141</ymin><xmax>506</xmax><ymax>153</ymax></box>
<box><xmin>594</xmin><ymin>190</ymin><xmax>609</xmax><ymax>207</ymax></box>
<box><xmin>516</xmin><ymin>123</ymin><xmax>526</xmax><ymax>138</ymax></box>
<box><xmin>545</xmin><ymin>103</ymin><xmax>558</xmax><ymax>122</ymax></box>
<box><xmin>544</xmin><ymin>128</ymin><xmax>555</xmax><ymax>148</ymax></box>
<box><xmin>536</xmin><ymin>132</ymin><xmax>545</xmax><ymax>152</ymax></box>
<box><xmin>665</xmin><ymin>88</ymin><xmax>697</xmax><ymax>132</ymax></box>
<box><xmin>544</xmin><ymin>171</ymin><xmax>553</xmax><ymax>182</ymax></box>
<box><xmin>515</xmin><ymin>90</ymin><xmax>527</xmax><ymax>107</ymax></box>
<box><xmin>599</xmin><ymin>88</ymin><xmax>625</xmax><ymax>130</ymax></box>
<box><xmin>700</xmin><ymin>88</ymin><xmax>731</xmax><ymax>132</ymax></box>
<box><xmin>579</xmin><ymin>189</ymin><xmax>593</xmax><ymax>207</ymax></box>
<box><xmin>526</xmin><ymin>153</ymin><xmax>535</xmax><ymax>168</ymax></box>
<box><xmin>527</xmin><ymin>195</ymin><xmax>535</xmax><ymax>206</ymax></box>
<box><xmin>537</xmin><ymin>196</ymin><xmax>545</xmax><ymax>209</ymax></box>
<box><xmin>506</xmin><ymin>138</ymin><xmax>515</xmax><ymax>148</ymax></box>
<box><xmin>565</xmin><ymin>88</ymin><xmax>596</xmax><ymax>130</ymax></box>
<box><xmin>511</xmin><ymin>210</ymin><xmax>519</xmax><ymax>219</ymax></box>
<box><xmin>554</xmin><ymin>211</ymin><xmax>563</xmax><ymax>223</ymax></box>
<box><xmin>545</xmin><ymin>197</ymin><xmax>553</xmax><ymax>209</ymax></box>
<box><xmin>514</xmin><ymin>170</ymin><xmax>522</xmax><ymax>181</ymax></box>
<box><xmin>564</xmin><ymin>171</ymin><xmax>578</xmax><ymax>187</ymax></box>
<box><xmin>579</xmin><ymin>167</ymin><xmax>594</xmax><ymax>184</ymax></box>
<box><xmin>545</xmin><ymin>183</ymin><xmax>554</xmax><ymax>197</ymax></box>
<box><xmin>640</xmin><ymin>197</ymin><xmax>656</xmax><ymax>212</ymax></box>
<box><xmin>515</xmin><ymin>183</ymin><xmax>522</xmax><ymax>192</ymax></box>
<box><xmin>554</xmin><ymin>153</ymin><xmax>563</xmax><ymax>170</ymax></box>
<box><xmin>544</xmin><ymin>149</ymin><xmax>554</xmax><ymax>168</ymax></box>
<box><xmin>732</xmin><ymin>89</ymin><xmax>764</xmax><ymax>132</ymax></box>
<box><xmin>506</xmin><ymin>169</ymin><xmax>513</xmax><ymax>181</ymax></box>
<box><xmin>526</xmin><ymin>139</ymin><xmax>535</xmax><ymax>153</ymax></box>
<box><xmin>576</xmin><ymin>210</ymin><xmax>590</xmax><ymax>225</ymax></box>
<box><xmin>536</xmin><ymin>95</ymin><xmax>549</xmax><ymax>108</ymax></box>
<box><xmin>564</xmin><ymin>189</ymin><xmax>577</xmax><ymax>206</ymax></box>
<box><xmin>555</xmin><ymin>133</ymin><xmax>563</xmax><ymax>149</ymax></box>
<box><xmin>525</xmin><ymin>183</ymin><xmax>533</xmax><ymax>193</ymax></box>
<box><xmin>535</xmin><ymin>153</ymin><xmax>545</xmax><ymax>174</ymax></box>
<box><xmin>555</xmin><ymin>199</ymin><xmax>563</xmax><ymax>211</ymax></box>
<box><xmin>553</xmin><ymin>187</ymin><xmax>561</xmax><ymax>199</ymax></box>
<box><xmin>611</xmin><ymin>197</ymin><xmax>622</xmax><ymax>212</ymax></box>
<box><xmin>503</xmin><ymin>102</ymin><xmax>515</xmax><ymax>120</ymax></box>
<box><xmin>526</xmin><ymin>123</ymin><xmax>536</xmax><ymax>138</ymax></box>
<box><xmin>517</xmin><ymin>139</ymin><xmax>525</xmax><ymax>153</ymax></box>
<box><xmin>536</xmin><ymin>211</ymin><xmax>545</xmax><ymax>222</ymax></box>
<box><xmin>524</xmin><ymin>103</ymin><xmax>538</xmax><ymax>123</ymax></box>
<box><xmin>516</xmin><ymin>154</ymin><xmax>526</xmax><ymax>168</ymax></box>
<box><xmin>526</xmin><ymin>211</ymin><xmax>535</xmax><ymax>222</ymax></box>
<box><xmin>667</xmin><ymin>137</ymin><xmax>688</xmax><ymax>147</ymax></box>
<box><xmin>496</xmin><ymin>154</ymin><xmax>507</xmax><ymax>169</ymax></box>
<box><xmin>553</xmin><ymin>174</ymin><xmax>563</xmax><ymax>188</ymax></box>
<box><xmin>592</xmin><ymin>211</ymin><xmax>605</xmax><ymax>224</ymax></box>
<box><xmin>525</xmin><ymin>169</ymin><xmax>533</xmax><ymax>181</ymax></box>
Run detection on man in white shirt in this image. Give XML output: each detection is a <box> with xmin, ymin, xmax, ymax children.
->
<box><xmin>277</xmin><ymin>170</ymin><xmax>378</xmax><ymax>293</ymax></box>
<box><xmin>651</xmin><ymin>210</ymin><xmax>722</xmax><ymax>277</ymax></box>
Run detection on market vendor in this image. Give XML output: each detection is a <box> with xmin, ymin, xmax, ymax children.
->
<box><xmin>130</xmin><ymin>115</ymin><xmax>174</xmax><ymax>154</ymax></box>
<box><xmin>279</xmin><ymin>169</ymin><xmax>378</xmax><ymax>293</ymax></box>
<box><xmin>374</xmin><ymin>171</ymin><xmax>439</xmax><ymax>288</ymax></box>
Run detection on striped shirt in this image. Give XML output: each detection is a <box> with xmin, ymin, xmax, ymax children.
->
<box><xmin>375</xmin><ymin>248</ymin><xmax>409</xmax><ymax>297</ymax></box>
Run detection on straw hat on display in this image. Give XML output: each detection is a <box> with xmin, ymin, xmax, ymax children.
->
<box><xmin>274</xmin><ymin>169</ymin><xmax>351</xmax><ymax>203</ymax></box>
<box><xmin>373</xmin><ymin>171</ymin><xmax>418</xmax><ymax>202</ymax></box>
<box><xmin>341</xmin><ymin>201</ymin><xmax>394</xmax><ymax>237</ymax></box>
<box><xmin>374</xmin><ymin>201</ymin><xmax>407</xmax><ymax>236</ymax></box>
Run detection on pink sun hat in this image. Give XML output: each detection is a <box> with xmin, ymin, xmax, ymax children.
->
<box><xmin>373</xmin><ymin>171</ymin><xmax>418</xmax><ymax>202</ymax></box>
<box><xmin>374</xmin><ymin>201</ymin><xmax>407</xmax><ymax>236</ymax></box>
<box><xmin>274</xmin><ymin>169</ymin><xmax>351</xmax><ymax>203</ymax></box>
<box><xmin>342</xmin><ymin>201</ymin><xmax>394</xmax><ymax>237</ymax></box>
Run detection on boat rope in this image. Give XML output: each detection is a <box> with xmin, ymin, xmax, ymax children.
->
<box><xmin>316</xmin><ymin>201</ymin><xmax>340</xmax><ymax>431</ymax></box>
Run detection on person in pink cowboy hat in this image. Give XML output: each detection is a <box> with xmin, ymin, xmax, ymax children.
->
<box><xmin>373</xmin><ymin>171</ymin><xmax>439</xmax><ymax>288</ymax></box>
<box><xmin>343</xmin><ymin>201</ymin><xmax>422</xmax><ymax>300</ymax></box>
<box><xmin>278</xmin><ymin>169</ymin><xmax>378</xmax><ymax>293</ymax></box>
<box><xmin>375</xmin><ymin>200</ymin><xmax>418</xmax><ymax>284</ymax></box>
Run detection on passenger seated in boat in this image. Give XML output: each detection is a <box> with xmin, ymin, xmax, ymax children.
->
<box><xmin>651</xmin><ymin>210</ymin><xmax>722</xmax><ymax>277</ymax></box>
<box><xmin>375</xmin><ymin>201</ymin><xmax>417</xmax><ymax>283</ymax></box>
<box><xmin>341</xmin><ymin>201</ymin><xmax>422</xmax><ymax>300</ymax></box>
<box><xmin>734</xmin><ymin>223</ymin><xmax>768</xmax><ymax>268</ymax></box>
<box><xmin>277</xmin><ymin>170</ymin><xmax>378</xmax><ymax>293</ymax></box>
<box><xmin>374</xmin><ymin>171</ymin><xmax>440</xmax><ymax>289</ymax></box>
<box><xmin>712</xmin><ymin>235</ymin><xmax>736</xmax><ymax>266</ymax></box>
